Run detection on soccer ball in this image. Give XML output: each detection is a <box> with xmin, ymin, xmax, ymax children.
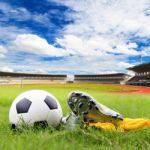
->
<box><xmin>9</xmin><ymin>90</ymin><xmax>62</xmax><ymax>128</ymax></box>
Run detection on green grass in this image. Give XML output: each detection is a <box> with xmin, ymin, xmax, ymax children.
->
<box><xmin>0</xmin><ymin>83</ymin><xmax>150</xmax><ymax>150</ymax></box>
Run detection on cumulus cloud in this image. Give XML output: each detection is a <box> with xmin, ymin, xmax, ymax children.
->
<box><xmin>115</xmin><ymin>44</ymin><xmax>139</xmax><ymax>55</ymax></box>
<box><xmin>0</xmin><ymin>2</ymin><xmax>30</xmax><ymax>21</ymax></box>
<box><xmin>0</xmin><ymin>45</ymin><xmax>6</xmax><ymax>53</ymax></box>
<box><xmin>0</xmin><ymin>26</ymin><xmax>30</xmax><ymax>42</ymax></box>
<box><xmin>13</xmin><ymin>34</ymin><xmax>69</xmax><ymax>56</ymax></box>
<box><xmin>117</xmin><ymin>62</ymin><xmax>133</xmax><ymax>68</ymax></box>
<box><xmin>0</xmin><ymin>52</ymin><xmax>128</xmax><ymax>74</ymax></box>
<box><xmin>142</xmin><ymin>47</ymin><xmax>150</xmax><ymax>56</ymax></box>
<box><xmin>0</xmin><ymin>67</ymin><xmax>13</xmax><ymax>72</ymax></box>
<box><xmin>54</xmin><ymin>0</ymin><xmax>150</xmax><ymax>53</ymax></box>
<box><xmin>0</xmin><ymin>45</ymin><xmax>7</xmax><ymax>58</ymax></box>
<box><xmin>57</xmin><ymin>35</ymin><xmax>106</xmax><ymax>56</ymax></box>
<box><xmin>47</xmin><ymin>0</ymin><xmax>150</xmax><ymax>73</ymax></box>
<box><xmin>0</xmin><ymin>1</ymin><xmax>52</xmax><ymax>26</ymax></box>
<box><xmin>1</xmin><ymin>0</ymin><xmax>150</xmax><ymax>74</ymax></box>
<box><xmin>57</xmin><ymin>35</ymin><xmax>140</xmax><ymax>56</ymax></box>
<box><xmin>55</xmin><ymin>0</ymin><xmax>150</xmax><ymax>36</ymax></box>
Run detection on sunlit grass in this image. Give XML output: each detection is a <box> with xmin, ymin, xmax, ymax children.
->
<box><xmin>0</xmin><ymin>83</ymin><xmax>150</xmax><ymax>150</ymax></box>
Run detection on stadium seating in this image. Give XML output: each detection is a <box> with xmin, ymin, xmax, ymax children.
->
<box><xmin>127</xmin><ymin>63</ymin><xmax>150</xmax><ymax>87</ymax></box>
<box><xmin>74</xmin><ymin>73</ymin><xmax>129</xmax><ymax>84</ymax></box>
<box><xmin>0</xmin><ymin>71</ymin><xmax>67</xmax><ymax>84</ymax></box>
<box><xmin>127</xmin><ymin>74</ymin><xmax>150</xmax><ymax>86</ymax></box>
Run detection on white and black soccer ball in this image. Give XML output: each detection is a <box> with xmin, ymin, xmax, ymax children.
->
<box><xmin>9</xmin><ymin>90</ymin><xmax>62</xmax><ymax>128</ymax></box>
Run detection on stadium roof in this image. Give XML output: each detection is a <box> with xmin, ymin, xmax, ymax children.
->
<box><xmin>0</xmin><ymin>71</ymin><xmax>67</xmax><ymax>77</ymax></box>
<box><xmin>128</xmin><ymin>62</ymin><xmax>150</xmax><ymax>73</ymax></box>
<box><xmin>75</xmin><ymin>73</ymin><xmax>129</xmax><ymax>77</ymax></box>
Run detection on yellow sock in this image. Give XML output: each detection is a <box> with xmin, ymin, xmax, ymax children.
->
<box><xmin>88</xmin><ymin>118</ymin><xmax>150</xmax><ymax>132</ymax></box>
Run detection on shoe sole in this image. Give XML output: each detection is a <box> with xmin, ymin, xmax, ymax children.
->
<box><xmin>67</xmin><ymin>91</ymin><xmax>123</xmax><ymax>127</ymax></box>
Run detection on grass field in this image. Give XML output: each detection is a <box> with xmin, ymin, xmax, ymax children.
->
<box><xmin>0</xmin><ymin>83</ymin><xmax>150</xmax><ymax>150</ymax></box>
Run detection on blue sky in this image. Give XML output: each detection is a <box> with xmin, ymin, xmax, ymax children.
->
<box><xmin>0</xmin><ymin>0</ymin><xmax>150</xmax><ymax>74</ymax></box>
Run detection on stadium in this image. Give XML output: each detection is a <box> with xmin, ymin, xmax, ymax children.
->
<box><xmin>0</xmin><ymin>71</ymin><xmax>67</xmax><ymax>85</ymax></box>
<box><xmin>74</xmin><ymin>73</ymin><xmax>130</xmax><ymax>84</ymax></box>
<box><xmin>0</xmin><ymin>62</ymin><xmax>150</xmax><ymax>87</ymax></box>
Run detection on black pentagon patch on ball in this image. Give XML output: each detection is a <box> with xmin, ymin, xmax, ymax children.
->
<box><xmin>16</xmin><ymin>98</ymin><xmax>32</xmax><ymax>114</ymax></box>
<box><xmin>44</xmin><ymin>96</ymin><xmax>58</xmax><ymax>110</ymax></box>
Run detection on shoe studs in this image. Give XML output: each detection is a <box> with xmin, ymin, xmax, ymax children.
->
<box><xmin>95</xmin><ymin>106</ymin><xmax>99</xmax><ymax>111</ymax></box>
<box><xmin>82</xmin><ymin>111</ymin><xmax>88</xmax><ymax>115</ymax></box>
<box><xmin>78</xmin><ymin>102</ymin><xmax>84</xmax><ymax>108</ymax></box>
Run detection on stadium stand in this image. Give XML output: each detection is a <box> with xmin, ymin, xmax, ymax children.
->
<box><xmin>127</xmin><ymin>62</ymin><xmax>150</xmax><ymax>87</ymax></box>
<box><xmin>0</xmin><ymin>71</ymin><xmax>67</xmax><ymax>84</ymax></box>
<box><xmin>74</xmin><ymin>73</ymin><xmax>129</xmax><ymax>84</ymax></box>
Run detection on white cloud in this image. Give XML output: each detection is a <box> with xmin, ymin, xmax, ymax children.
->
<box><xmin>0</xmin><ymin>2</ymin><xmax>31</xmax><ymax>21</ymax></box>
<box><xmin>0</xmin><ymin>67</ymin><xmax>13</xmax><ymax>72</ymax></box>
<box><xmin>54</xmin><ymin>0</ymin><xmax>150</xmax><ymax>55</ymax></box>
<box><xmin>0</xmin><ymin>52</ymin><xmax>129</xmax><ymax>74</ymax></box>
<box><xmin>57</xmin><ymin>35</ymin><xmax>106</xmax><ymax>56</ymax></box>
<box><xmin>57</xmin><ymin>35</ymin><xmax>140</xmax><ymax>56</ymax></box>
<box><xmin>115</xmin><ymin>44</ymin><xmax>139</xmax><ymax>55</ymax></box>
<box><xmin>127</xmin><ymin>70</ymin><xmax>135</xmax><ymax>76</ymax></box>
<box><xmin>0</xmin><ymin>2</ymin><xmax>52</xmax><ymax>26</ymax></box>
<box><xmin>0</xmin><ymin>45</ymin><xmax>6</xmax><ymax>53</ymax></box>
<box><xmin>127</xmin><ymin>43</ymin><xmax>138</xmax><ymax>49</ymax></box>
<box><xmin>1</xmin><ymin>0</ymin><xmax>150</xmax><ymax>74</ymax></box>
<box><xmin>0</xmin><ymin>26</ymin><xmax>30</xmax><ymax>42</ymax></box>
<box><xmin>32</xmin><ymin>69</ymin><xmax>48</xmax><ymax>74</ymax></box>
<box><xmin>0</xmin><ymin>45</ymin><xmax>7</xmax><ymax>58</ymax></box>
<box><xmin>47</xmin><ymin>0</ymin><xmax>150</xmax><ymax>73</ymax></box>
<box><xmin>117</xmin><ymin>62</ymin><xmax>133</xmax><ymax>68</ymax></box>
<box><xmin>142</xmin><ymin>47</ymin><xmax>150</xmax><ymax>56</ymax></box>
<box><xmin>57</xmin><ymin>0</ymin><xmax>150</xmax><ymax>36</ymax></box>
<box><xmin>13</xmin><ymin>34</ymin><xmax>69</xmax><ymax>56</ymax></box>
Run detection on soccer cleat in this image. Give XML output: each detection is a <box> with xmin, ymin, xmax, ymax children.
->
<box><xmin>67</xmin><ymin>91</ymin><xmax>123</xmax><ymax>127</ymax></box>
